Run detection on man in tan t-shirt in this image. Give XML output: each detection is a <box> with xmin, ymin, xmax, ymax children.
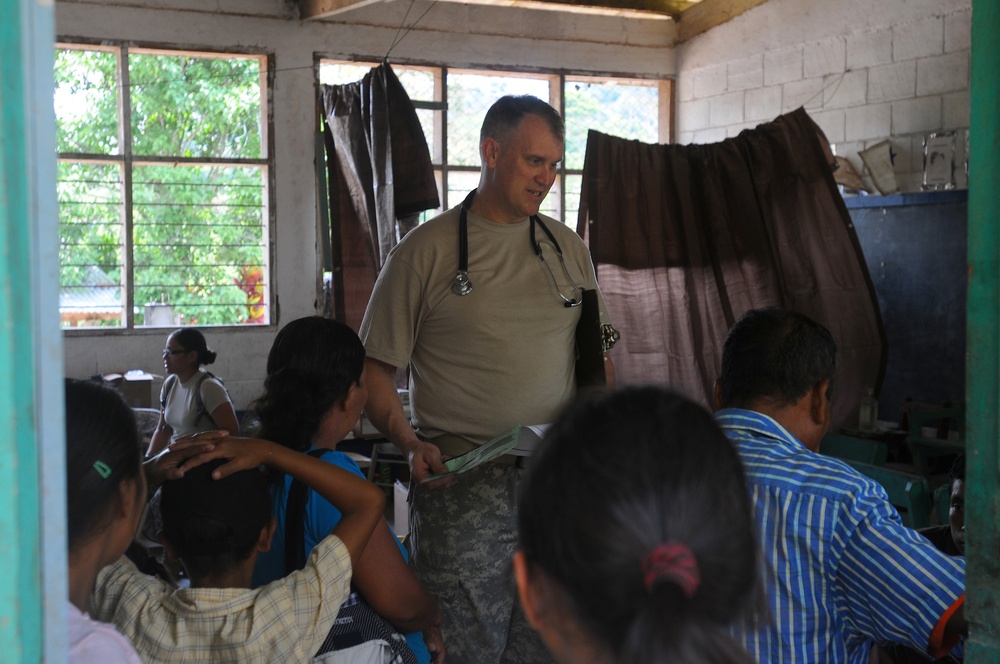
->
<box><xmin>359</xmin><ymin>95</ymin><xmax>616</xmax><ymax>664</ymax></box>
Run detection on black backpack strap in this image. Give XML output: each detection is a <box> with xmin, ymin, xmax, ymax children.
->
<box><xmin>194</xmin><ymin>372</ymin><xmax>223</xmax><ymax>429</ymax></box>
<box><xmin>162</xmin><ymin>372</ymin><xmax>221</xmax><ymax>429</ymax></box>
<box><xmin>160</xmin><ymin>374</ymin><xmax>177</xmax><ymax>410</ymax></box>
<box><xmin>284</xmin><ymin>448</ymin><xmax>329</xmax><ymax>575</ymax></box>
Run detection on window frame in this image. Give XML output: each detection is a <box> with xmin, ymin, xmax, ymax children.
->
<box><xmin>55</xmin><ymin>39</ymin><xmax>277</xmax><ymax>335</ymax></box>
<box><xmin>316</xmin><ymin>55</ymin><xmax>673</xmax><ymax>226</ymax></box>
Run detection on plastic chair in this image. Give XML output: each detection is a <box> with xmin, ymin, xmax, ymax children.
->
<box><xmin>820</xmin><ymin>433</ymin><xmax>889</xmax><ymax>465</ymax></box>
<box><xmin>905</xmin><ymin>403</ymin><xmax>964</xmax><ymax>488</ymax></box>
<box><xmin>367</xmin><ymin>441</ymin><xmax>409</xmax><ymax>487</ymax></box>
<box><xmin>133</xmin><ymin>407</ymin><xmax>161</xmax><ymax>451</ymax></box>
<box><xmin>933</xmin><ymin>483</ymin><xmax>952</xmax><ymax>526</ymax></box>
<box><xmin>845</xmin><ymin>460</ymin><xmax>933</xmax><ymax>529</ymax></box>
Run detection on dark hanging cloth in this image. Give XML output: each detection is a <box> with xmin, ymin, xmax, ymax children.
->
<box><xmin>321</xmin><ymin>63</ymin><xmax>439</xmax><ymax>330</ymax></box>
<box><xmin>579</xmin><ymin>107</ymin><xmax>886</xmax><ymax>426</ymax></box>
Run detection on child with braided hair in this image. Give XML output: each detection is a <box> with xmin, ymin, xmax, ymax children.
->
<box><xmin>514</xmin><ymin>385</ymin><xmax>760</xmax><ymax>664</ymax></box>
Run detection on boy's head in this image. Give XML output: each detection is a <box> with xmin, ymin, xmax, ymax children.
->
<box><xmin>160</xmin><ymin>459</ymin><xmax>273</xmax><ymax>582</ymax></box>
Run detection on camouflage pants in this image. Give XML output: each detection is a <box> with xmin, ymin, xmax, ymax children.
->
<box><xmin>409</xmin><ymin>461</ymin><xmax>555</xmax><ymax>664</ymax></box>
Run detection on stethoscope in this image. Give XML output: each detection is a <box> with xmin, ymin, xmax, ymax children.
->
<box><xmin>452</xmin><ymin>190</ymin><xmax>583</xmax><ymax>307</ymax></box>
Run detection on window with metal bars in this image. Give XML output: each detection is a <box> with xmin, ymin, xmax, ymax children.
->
<box><xmin>318</xmin><ymin>60</ymin><xmax>668</xmax><ymax>227</ymax></box>
<box><xmin>55</xmin><ymin>43</ymin><xmax>272</xmax><ymax>330</ymax></box>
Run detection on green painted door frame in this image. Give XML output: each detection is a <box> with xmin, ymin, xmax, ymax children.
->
<box><xmin>1</xmin><ymin>0</ymin><xmax>64</xmax><ymax>661</ymax></box>
<box><xmin>966</xmin><ymin>0</ymin><xmax>1000</xmax><ymax>661</ymax></box>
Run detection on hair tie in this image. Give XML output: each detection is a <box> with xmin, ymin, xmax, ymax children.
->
<box><xmin>93</xmin><ymin>460</ymin><xmax>112</xmax><ymax>479</ymax></box>
<box><xmin>641</xmin><ymin>542</ymin><xmax>700</xmax><ymax>598</ymax></box>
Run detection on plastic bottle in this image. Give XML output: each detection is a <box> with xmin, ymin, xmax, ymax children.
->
<box><xmin>859</xmin><ymin>387</ymin><xmax>878</xmax><ymax>433</ymax></box>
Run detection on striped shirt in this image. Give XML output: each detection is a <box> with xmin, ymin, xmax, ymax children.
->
<box><xmin>91</xmin><ymin>534</ymin><xmax>352</xmax><ymax>663</ymax></box>
<box><xmin>717</xmin><ymin>409</ymin><xmax>965</xmax><ymax>664</ymax></box>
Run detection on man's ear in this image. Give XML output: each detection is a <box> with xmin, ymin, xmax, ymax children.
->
<box><xmin>157</xmin><ymin>532</ymin><xmax>181</xmax><ymax>562</ymax></box>
<box><xmin>257</xmin><ymin>515</ymin><xmax>278</xmax><ymax>553</ymax></box>
<box><xmin>809</xmin><ymin>379</ymin><xmax>832</xmax><ymax>427</ymax></box>
<box><xmin>344</xmin><ymin>380</ymin><xmax>364</xmax><ymax>413</ymax></box>
<box><xmin>514</xmin><ymin>551</ymin><xmax>549</xmax><ymax>632</ymax></box>
<box><xmin>116</xmin><ymin>477</ymin><xmax>142</xmax><ymax>521</ymax></box>
<box><xmin>713</xmin><ymin>378</ymin><xmax>724</xmax><ymax>411</ymax></box>
<box><xmin>481</xmin><ymin>137</ymin><xmax>500</xmax><ymax>169</ymax></box>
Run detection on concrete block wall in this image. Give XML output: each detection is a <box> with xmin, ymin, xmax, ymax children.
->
<box><xmin>676</xmin><ymin>0</ymin><xmax>971</xmax><ymax>195</ymax></box>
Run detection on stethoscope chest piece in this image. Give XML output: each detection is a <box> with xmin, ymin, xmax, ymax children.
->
<box><xmin>452</xmin><ymin>189</ymin><xmax>580</xmax><ymax>305</ymax></box>
<box><xmin>452</xmin><ymin>270</ymin><xmax>473</xmax><ymax>296</ymax></box>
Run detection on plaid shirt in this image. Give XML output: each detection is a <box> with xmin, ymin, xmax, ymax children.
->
<box><xmin>717</xmin><ymin>409</ymin><xmax>965</xmax><ymax>664</ymax></box>
<box><xmin>91</xmin><ymin>535</ymin><xmax>352</xmax><ymax>663</ymax></box>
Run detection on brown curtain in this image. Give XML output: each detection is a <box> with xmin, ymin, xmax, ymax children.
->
<box><xmin>321</xmin><ymin>62</ymin><xmax>439</xmax><ymax>330</ymax></box>
<box><xmin>579</xmin><ymin>108</ymin><xmax>885</xmax><ymax>426</ymax></box>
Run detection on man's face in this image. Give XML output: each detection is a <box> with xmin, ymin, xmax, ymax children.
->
<box><xmin>949</xmin><ymin>478</ymin><xmax>965</xmax><ymax>554</ymax></box>
<box><xmin>486</xmin><ymin>114</ymin><xmax>563</xmax><ymax>223</ymax></box>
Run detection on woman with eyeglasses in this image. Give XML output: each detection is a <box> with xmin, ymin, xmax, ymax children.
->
<box><xmin>147</xmin><ymin>328</ymin><xmax>239</xmax><ymax>457</ymax></box>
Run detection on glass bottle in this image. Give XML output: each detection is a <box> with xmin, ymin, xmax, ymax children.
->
<box><xmin>859</xmin><ymin>387</ymin><xmax>878</xmax><ymax>433</ymax></box>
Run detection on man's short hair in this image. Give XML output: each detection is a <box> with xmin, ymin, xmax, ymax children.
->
<box><xmin>719</xmin><ymin>307</ymin><xmax>836</xmax><ymax>409</ymax></box>
<box><xmin>480</xmin><ymin>95</ymin><xmax>565</xmax><ymax>145</ymax></box>
<box><xmin>160</xmin><ymin>459</ymin><xmax>271</xmax><ymax>579</ymax></box>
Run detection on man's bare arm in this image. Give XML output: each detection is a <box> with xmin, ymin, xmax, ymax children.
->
<box><xmin>364</xmin><ymin>357</ymin><xmax>449</xmax><ymax>485</ymax></box>
<box><xmin>364</xmin><ymin>357</ymin><xmax>422</xmax><ymax>457</ymax></box>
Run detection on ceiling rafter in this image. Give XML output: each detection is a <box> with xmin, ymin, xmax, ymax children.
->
<box><xmin>298</xmin><ymin>0</ymin><xmax>696</xmax><ymax>20</ymax></box>
<box><xmin>298</xmin><ymin>0</ymin><xmax>768</xmax><ymax>44</ymax></box>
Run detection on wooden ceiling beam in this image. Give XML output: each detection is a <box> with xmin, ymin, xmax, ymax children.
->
<box><xmin>675</xmin><ymin>0</ymin><xmax>769</xmax><ymax>41</ymax></box>
<box><xmin>299</xmin><ymin>0</ymin><xmax>693</xmax><ymax>19</ymax></box>
<box><xmin>299</xmin><ymin>0</ymin><xmax>387</xmax><ymax>19</ymax></box>
<box><xmin>298</xmin><ymin>0</ymin><xmax>768</xmax><ymax>37</ymax></box>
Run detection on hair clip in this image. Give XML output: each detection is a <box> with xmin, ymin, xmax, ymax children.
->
<box><xmin>93</xmin><ymin>460</ymin><xmax>112</xmax><ymax>479</ymax></box>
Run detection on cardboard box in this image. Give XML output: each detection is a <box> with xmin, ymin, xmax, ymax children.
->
<box><xmin>101</xmin><ymin>370</ymin><xmax>154</xmax><ymax>408</ymax></box>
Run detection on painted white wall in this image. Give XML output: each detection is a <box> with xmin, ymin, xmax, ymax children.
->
<box><xmin>56</xmin><ymin>0</ymin><xmax>676</xmax><ymax>409</ymax></box>
<box><xmin>676</xmin><ymin>0</ymin><xmax>972</xmax><ymax>194</ymax></box>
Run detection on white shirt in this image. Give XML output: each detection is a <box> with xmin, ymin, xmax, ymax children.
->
<box><xmin>68</xmin><ymin>601</ymin><xmax>143</xmax><ymax>664</ymax></box>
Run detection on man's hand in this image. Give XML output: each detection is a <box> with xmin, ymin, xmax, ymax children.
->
<box><xmin>422</xmin><ymin>620</ymin><xmax>446</xmax><ymax>663</ymax></box>
<box><xmin>408</xmin><ymin>440</ymin><xmax>453</xmax><ymax>490</ymax></box>
<box><xmin>173</xmin><ymin>435</ymin><xmax>278</xmax><ymax>478</ymax></box>
<box><xmin>143</xmin><ymin>437</ymin><xmax>217</xmax><ymax>489</ymax></box>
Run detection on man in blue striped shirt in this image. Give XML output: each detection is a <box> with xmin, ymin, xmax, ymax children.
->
<box><xmin>714</xmin><ymin>307</ymin><xmax>966</xmax><ymax>663</ymax></box>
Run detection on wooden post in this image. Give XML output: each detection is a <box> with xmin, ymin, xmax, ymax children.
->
<box><xmin>966</xmin><ymin>0</ymin><xmax>1000</xmax><ymax>661</ymax></box>
<box><xmin>0</xmin><ymin>0</ymin><xmax>62</xmax><ymax>661</ymax></box>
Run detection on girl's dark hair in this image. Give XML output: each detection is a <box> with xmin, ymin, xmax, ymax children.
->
<box><xmin>517</xmin><ymin>385</ymin><xmax>759</xmax><ymax>664</ymax></box>
<box><xmin>253</xmin><ymin>316</ymin><xmax>365</xmax><ymax>453</ymax></box>
<box><xmin>171</xmin><ymin>328</ymin><xmax>217</xmax><ymax>366</ymax></box>
<box><xmin>64</xmin><ymin>378</ymin><xmax>143</xmax><ymax>551</ymax></box>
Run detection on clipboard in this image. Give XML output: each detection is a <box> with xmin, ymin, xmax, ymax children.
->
<box><xmin>419</xmin><ymin>425</ymin><xmax>550</xmax><ymax>483</ymax></box>
<box><xmin>575</xmin><ymin>289</ymin><xmax>606</xmax><ymax>389</ymax></box>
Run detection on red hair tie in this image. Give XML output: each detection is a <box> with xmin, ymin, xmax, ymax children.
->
<box><xmin>641</xmin><ymin>543</ymin><xmax>700</xmax><ymax>598</ymax></box>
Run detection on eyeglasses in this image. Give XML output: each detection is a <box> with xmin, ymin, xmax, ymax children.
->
<box><xmin>162</xmin><ymin>348</ymin><xmax>188</xmax><ymax>358</ymax></box>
